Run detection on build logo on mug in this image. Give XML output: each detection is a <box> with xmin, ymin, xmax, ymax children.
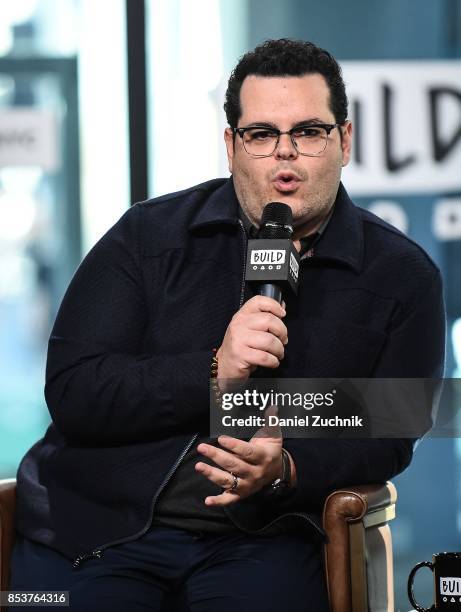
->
<box><xmin>408</xmin><ymin>552</ymin><xmax>461</xmax><ymax>610</ymax></box>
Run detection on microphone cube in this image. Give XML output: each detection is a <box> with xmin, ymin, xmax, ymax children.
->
<box><xmin>245</xmin><ymin>238</ymin><xmax>300</xmax><ymax>295</ymax></box>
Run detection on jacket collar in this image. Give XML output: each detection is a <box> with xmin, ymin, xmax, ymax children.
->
<box><xmin>313</xmin><ymin>182</ymin><xmax>364</xmax><ymax>273</ymax></box>
<box><xmin>189</xmin><ymin>177</ymin><xmax>364</xmax><ymax>273</ymax></box>
<box><xmin>189</xmin><ymin>178</ymin><xmax>240</xmax><ymax>230</ymax></box>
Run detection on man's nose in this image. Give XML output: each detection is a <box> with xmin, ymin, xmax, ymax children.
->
<box><xmin>274</xmin><ymin>133</ymin><xmax>299</xmax><ymax>159</ymax></box>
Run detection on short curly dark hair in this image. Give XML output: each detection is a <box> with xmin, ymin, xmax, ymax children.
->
<box><xmin>224</xmin><ymin>38</ymin><xmax>348</xmax><ymax>129</ymax></box>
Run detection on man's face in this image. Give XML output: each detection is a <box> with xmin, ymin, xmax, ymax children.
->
<box><xmin>224</xmin><ymin>74</ymin><xmax>352</xmax><ymax>236</ymax></box>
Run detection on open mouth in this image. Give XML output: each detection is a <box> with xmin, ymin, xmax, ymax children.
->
<box><xmin>273</xmin><ymin>172</ymin><xmax>301</xmax><ymax>192</ymax></box>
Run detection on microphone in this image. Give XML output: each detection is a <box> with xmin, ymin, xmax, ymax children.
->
<box><xmin>245</xmin><ymin>202</ymin><xmax>300</xmax><ymax>304</ymax></box>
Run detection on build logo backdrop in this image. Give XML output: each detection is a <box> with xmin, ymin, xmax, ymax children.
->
<box><xmin>342</xmin><ymin>61</ymin><xmax>461</xmax><ymax>250</ymax></box>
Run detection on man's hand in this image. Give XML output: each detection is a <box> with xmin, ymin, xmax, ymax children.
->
<box><xmin>195</xmin><ymin>432</ymin><xmax>283</xmax><ymax>506</ymax></box>
<box><xmin>216</xmin><ymin>295</ymin><xmax>288</xmax><ymax>380</ymax></box>
<box><xmin>199</xmin><ymin>296</ymin><xmax>292</xmax><ymax>505</ymax></box>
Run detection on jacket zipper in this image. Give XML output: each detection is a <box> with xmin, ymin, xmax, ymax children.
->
<box><xmin>73</xmin><ymin>433</ymin><xmax>198</xmax><ymax>568</ymax></box>
<box><xmin>237</xmin><ymin>219</ymin><xmax>247</xmax><ymax>308</ymax></box>
<box><xmin>224</xmin><ymin>505</ymin><xmax>326</xmax><ymax>539</ymax></box>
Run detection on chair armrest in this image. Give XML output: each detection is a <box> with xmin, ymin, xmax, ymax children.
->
<box><xmin>0</xmin><ymin>479</ymin><xmax>17</xmax><ymax>592</ymax></box>
<box><xmin>322</xmin><ymin>482</ymin><xmax>397</xmax><ymax>612</ymax></box>
<box><xmin>323</xmin><ymin>482</ymin><xmax>396</xmax><ymax>527</ymax></box>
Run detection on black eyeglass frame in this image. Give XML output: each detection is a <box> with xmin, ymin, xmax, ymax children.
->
<box><xmin>233</xmin><ymin>123</ymin><xmax>343</xmax><ymax>157</ymax></box>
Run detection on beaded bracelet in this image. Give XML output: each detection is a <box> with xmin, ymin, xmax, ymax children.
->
<box><xmin>211</xmin><ymin>348</ymin><xmax>222</xmax><ymax>405</ymax></box>
<box><xmin>211</xmin><ymin>348</ymin><xmax>219</xmax><ymax>379</ymax></box>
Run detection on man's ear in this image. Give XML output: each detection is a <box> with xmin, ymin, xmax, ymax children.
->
<box><xmin>224</xmin><ymin>128</ymin><xmax>235</xmax><ymax>173</ymax></box>
<box><xmin>341</xmin><ymin>121</ymin><xmax>353</xmax><ymax>167</ymax></box>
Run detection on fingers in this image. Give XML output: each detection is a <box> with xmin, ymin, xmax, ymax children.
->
<box><xmin>240</xmin><ymin>295</ymin><xmax>286</xmax><ymax>318</ymax></box>
<box><xmin>203</xmin><ymin>490</ymin><xmax>241</xmax><ymax>506</ymax></box>
<box><xmin>195</xmin><ymin>435</ymin><xmax>284</xmax><ymax>506</ymax></box>
<box><xmin>194</xmin><ymin>455</ymin><xmax>249</xmax><ymax>507</ymax></box>
<box><xmin>241</xmin><ymin>312</ymin><xmax>288</xmax><ymax>345</ymax></box>
<box><xmin>195</xmin><ymin>462</ymin><xmax>242</xmax><ymax>490</ymax></box>
<box><xmin>197</xmin><ymin>438</ymin><xmax>259</xmax><ymax>469</ymax></box>
<box><xmin>216</xmin><ymin>296</ymin><xmax>288</xmax><ymax>379</ymax></box>
<box><xmin>243</xmin><ymin>331</ymin><xmax>285</xmax><ymax>363</ymax></box>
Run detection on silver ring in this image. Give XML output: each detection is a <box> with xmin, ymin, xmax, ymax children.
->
<box><xmin>228</xmin><ymin>472</ymin><xmax>239</xmax><ymax>492</ymax></box>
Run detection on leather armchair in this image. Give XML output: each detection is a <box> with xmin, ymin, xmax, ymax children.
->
<box><xmin>323</xmin><ymin>482</ymin><xmax>397</xmax><ymax>612</ymax></box>
<box><xmin>0</xmin><ymin>479</ymin><xmax>396</xmax><ymax>612</ymax></box>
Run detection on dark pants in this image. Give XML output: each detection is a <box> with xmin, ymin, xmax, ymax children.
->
<box><xmin>9</xmin><ymin>526</ymin><xmax>330</xmax><ymax>611</ymax></box>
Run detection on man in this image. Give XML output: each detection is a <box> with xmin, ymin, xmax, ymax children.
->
<box><xmin>10</xmin><ymin>39</ymin><xmax>444</xmax><ymax>611</ymax></box>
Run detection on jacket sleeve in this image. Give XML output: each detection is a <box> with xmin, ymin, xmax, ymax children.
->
<box><xmin>45</xmin><ymin>205</ymin><xmax>212</xmax><ymax>446</ymax></box>
<box><xmin>281</xmin><ymin>266</ymin><xmax>445</xmax><ymax>511</ymax></box>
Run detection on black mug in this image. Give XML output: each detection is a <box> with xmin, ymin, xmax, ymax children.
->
<box><xmin>408</xmin><ymin>552</ymin><xmax>461</xmax><ymax>611</ymax></box>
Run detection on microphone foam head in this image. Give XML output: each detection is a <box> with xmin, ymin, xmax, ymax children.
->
<box><xmin>259</xmin><ymin>202</ymin><xmax>293</xmax><ymax>239</ymax></box>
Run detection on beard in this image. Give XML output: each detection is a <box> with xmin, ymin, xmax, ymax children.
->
<box><xmin>233</xmin><ymin>163</ymin><xmax>341</xmax><ymax>231</ymax></box>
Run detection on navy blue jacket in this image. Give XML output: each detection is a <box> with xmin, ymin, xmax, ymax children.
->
<box><xmin>15</xmin><ymin>178</ymin><xmax>445</xmax><ymax>563</ymax></box>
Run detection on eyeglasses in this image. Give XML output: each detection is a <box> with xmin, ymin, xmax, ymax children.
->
<box><xmin>233</xmin><ymin>123</ymin><xmax>341</xmax><ymax>157</ymax></box>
